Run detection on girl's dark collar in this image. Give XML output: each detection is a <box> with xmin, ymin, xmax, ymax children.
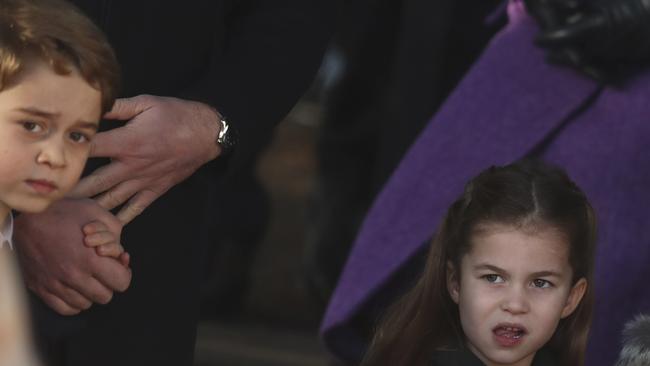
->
<box><xmin>431</xmin><ymin>345</ymin><xmax>557</xmax><ymax>366</ymax></box>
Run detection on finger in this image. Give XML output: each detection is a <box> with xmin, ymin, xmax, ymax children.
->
<box><xmin>94</xmin><ymin>180</ymin><xmax>142</xmax><ymax>211</ymax></box>
<box><xmin>70</xmin><ymin>162</ymin><xmax>128</xmax><ymax>198</ymax></box>
<box><xmin>116</xmin><ymin>189</ymin><xmax>161</xmax><ymax>224</ymax></box>
<box><xmin>39</xmin><ymin>289</ymin><xmax>81</xmax><ymax>316</ymax></box>
<box><xmin>95</xmin><ymin>243</ymin><xmax>125</xmax><ymax>259</ymax></box>
<box><xmin>119</xmin><ymin>252</ymin><xmax>130</xmax><ymax>268</ymax></box>
<box><xmin>83</xmin><ymin>216</ymin><xmax>123</xmax><ymax>238</ymax></box>
<box><xmin>62</xmin><ymin>275</ymin><xmax>115</xmax><ymax>305</ymax></box>
<box><xmin>88</xmin><ymin>127</ymin><xmax>128</xmax><ymax>158</ymax></box>
<box><xmin>92</xmin><ymin>258</ymin><xmax>132</xmax><ymax>293</ymax></box>
<box><xmin>49</xmin><ymin>283</ymin><xmax>93</xmax><ymax>311</ymax></box>
<box><xmin>84</xmin><ymin>231</ymin><xmax>118</xmax><ymax>248</ymax></box>
<box><xmin>82</xmin><ymin>220</ymin><xmax>109</xmax><ymax>235</ymax></box>
<box><xmin>103</xmin><ymin>95</ymin><xmax>152</xmax><ymax>121</ymax></box>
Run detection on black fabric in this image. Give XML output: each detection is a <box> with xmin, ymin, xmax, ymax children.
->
<box><xmin>29</xmin><ymin>1</ymin><xmax>334</xmax><ymax>365</ymax></box>
<box><xmin>431</xmin><ymin>346</ymin><xmax>557</xmax><ymax>366</ymax></box>
<box><xmin>431</xmin><ymin>347</ymin><xmax>485</xmax><ymax>366</ymax></box>
<box><xmin>305</xmin><ymin>0</ymin><xmax>504</xmax><ymax>325</ymax></box>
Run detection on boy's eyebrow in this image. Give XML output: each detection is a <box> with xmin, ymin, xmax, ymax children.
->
<box><xmin>15</xmin><ymin>107</ymin><xmax>99</xmax><ymax>129</ymax></box>
<box><xmin>76</xmin><ymin>122</ymin><xmax>99</xmax><ymax>131</ymax></box>
<box><xmin>15</xmin><ymin>106</ymin><xmax>59</xmax><ymax>119</ymax></box>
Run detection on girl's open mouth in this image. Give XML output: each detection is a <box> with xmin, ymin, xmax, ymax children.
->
<box><xmin>493</xmin><ymin>324</ymin><xmax>527</xmax><ymax>347</ymax></box>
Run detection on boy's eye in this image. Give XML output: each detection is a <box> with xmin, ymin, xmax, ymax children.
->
<box><xmin>532</xmin><ymin>279</ymin><xmax>552</xmax><ymax>288</ymax></box>
<box><xmin>483</xmin><ymin>274</ymin><xmax>504</xmax><ymax>284</ymax></box>
<box><xmin>69</xmin><ymin>131</ymin><xmax>90</xmax><ymax>143</ymax></box>
<box><xmin>22</xmin><ymin>121</ymin><xmax>43</xmax><ymax>132</ymax></box>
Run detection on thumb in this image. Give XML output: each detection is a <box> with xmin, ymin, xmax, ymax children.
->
<box><xmin>103</xmin><ymin>95</ymin><xmax>153</xmax><ymax>121</ymax></box>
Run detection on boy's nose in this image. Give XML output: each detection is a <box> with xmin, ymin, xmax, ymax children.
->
<box><xmin>500</xmin><ymin>287</ymin><xmax>531</xmax><ymax>315</ymax></box>
<box><xmin>36</xmin><ymin>142</ymin><xmax>66</xmax><ymax>169</ymax></box>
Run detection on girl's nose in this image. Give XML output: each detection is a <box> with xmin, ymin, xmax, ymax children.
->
<box><xmin>500</xmin><ymin>287</ymin><xmax>531</xmax><ymax>315</ymax></box>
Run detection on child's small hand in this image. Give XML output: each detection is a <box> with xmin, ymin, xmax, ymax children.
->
<box><xmin>83</xmin><ymin>220</ymin><xmax>130</xmax><ymax>268</ymax></box>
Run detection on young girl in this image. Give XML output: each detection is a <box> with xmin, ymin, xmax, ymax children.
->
<box><xmin>362</xmin><ymin>161</ymin><xmax>596</xmax><ymax>366</ymax></box>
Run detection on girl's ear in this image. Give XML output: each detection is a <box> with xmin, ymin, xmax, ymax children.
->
<box><xmin>561</xmin><ymin>278</ymin><xmax>587</xmax><ymax>318</ymax></box>
<box><xmin>446</xmin><ymin>261</ymin><xmax>460</xmax><ymax>304</ymax></box>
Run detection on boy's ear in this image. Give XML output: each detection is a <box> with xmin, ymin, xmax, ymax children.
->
<box><xmin>446</xmin><ymin>261</ymin><xmax>460</xmax><ymax>304</ymax></box>
<box><xmin>561</xmin><ymin>277</ymin><xmax>587</xmax><ymax>318</ymax></box>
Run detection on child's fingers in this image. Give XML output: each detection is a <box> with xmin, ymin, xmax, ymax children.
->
<box><xmin>118</xmin><ymin>252</ymin><xmax>130</xmax><ymax>268</ymax></box>
<box><xmin>82</xmin><ymin>220</ymin><xmax>109</xmax><ymax>235</ymax></box>
<box><xmin>94</xmin><ymin>242</ymin><xmax>125</xmax><ymax>258</ymax></box>
<box><xmin>84</xmin><ymin>231</ymin><xmax>117</xmax><ymax>248</ymax></box>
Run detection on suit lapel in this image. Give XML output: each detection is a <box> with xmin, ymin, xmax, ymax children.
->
<box><xmin>322</xmin><ymin>11</ymin><xmax>600</xmax><ymax>343</ymax></box>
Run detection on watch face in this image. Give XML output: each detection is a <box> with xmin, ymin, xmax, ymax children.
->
<box><xmin>217</xmin><ymin>118</ymin><xmax>237</xmax><ymax>153</ymax></box>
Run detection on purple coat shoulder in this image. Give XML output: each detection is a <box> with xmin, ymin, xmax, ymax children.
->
<box><xmin>320</xmin><ymin>9</ymin><xmax>650</xmax><ymax>366</ymax></box>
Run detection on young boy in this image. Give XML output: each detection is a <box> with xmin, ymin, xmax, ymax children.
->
<box><xmin>0</xmin><ymin>0</ymin><xmax>126</xmax><ymax>363</ymax></box>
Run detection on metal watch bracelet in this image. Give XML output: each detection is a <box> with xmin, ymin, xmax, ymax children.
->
<box><xmin>216</xmin><ymin>114</ymin><xmax>237</xmax><ymax>154</ymax></box>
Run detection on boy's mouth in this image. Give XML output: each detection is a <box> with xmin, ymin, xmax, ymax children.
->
<box><xmin>25</xmin><ymin>179</ymin><xmax>58</xmax><ymax>194</ymax></box>
<box><xmin>492</xmin><ymin>323</ymin><xmax>527</xmax><ymax>347</ymax></box>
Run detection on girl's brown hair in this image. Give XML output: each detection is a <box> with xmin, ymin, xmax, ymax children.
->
<box><xmin>0</xmin><ymin>0</ymin><xmax>120</xmax><ymax>114</ymax></box>
<box><xmin>362</xmin><ymin>160</ymin><xmax>596</xmax><ymax>366</ymax></box>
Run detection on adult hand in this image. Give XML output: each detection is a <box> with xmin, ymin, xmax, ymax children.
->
<box><xmin>14</xmin><ymin>198</ymin><xmax>131</xmax><ymax>316</ymax></box>
<box><xmin>71</xmin><ymin>95</ymin><xmax>222</xmax><ymax>224</ymax></box>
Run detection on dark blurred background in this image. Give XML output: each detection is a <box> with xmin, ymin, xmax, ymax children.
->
<box><xmin>194</xmin><ymin>97</ymin><xmax>334</xmax><ymax>366</ymax></box>
<box><xmin>194</xmin><ymin>0</ymin><xmax>503</xmax><ymax>364</ymax></box>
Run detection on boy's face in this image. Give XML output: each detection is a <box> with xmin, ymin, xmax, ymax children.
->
<box><xmin>0</xmin><ymin>60</ymin><xmax>101</xmax><ymax>213</ymax></box>
<box><xmin>446</xmin><ymin>224</ymin><xmax>587</xmax><ymax>366</ymax></box>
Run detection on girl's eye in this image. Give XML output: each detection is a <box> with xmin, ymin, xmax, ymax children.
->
<box><xmin>22</xmin><ymin>121</ymin><xmax>43</xmax><ymax>132</ymax></box>
<box><xmin>483</xmin><ymin>274</ymin><xmax>504</xmax><ymax>284</ymax></box>
<box><xmin>69</xmin><ymin>131</ymin><xmax>90</xmax><ymax>143</ymax></box>
<box><xmin>532</xmin><ymin>279</ymin><xmax>552</xmax><ymax>288</ymax></box>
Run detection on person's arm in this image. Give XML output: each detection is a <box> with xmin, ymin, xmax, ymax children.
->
<box><xmin>190</xmin><ymin>0</ymin><xmax>335</xmax><ymax>133</ymax></box>
<box><xmin>16</xmin><ymin>1</ymin><xmax>335</xmax><ymax>314</ymax></box>
<box><xmin>72</xmin><ymin>0</ymin><xmax>336</xmax><ymax>222</ymax></box>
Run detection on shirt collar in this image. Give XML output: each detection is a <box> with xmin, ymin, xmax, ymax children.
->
<box><xmin>0</xmin><ymin>213</ymin><xmax>14</xmax><ymax>250</ymax></box>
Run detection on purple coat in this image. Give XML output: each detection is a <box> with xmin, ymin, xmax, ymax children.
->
<box><xmin>321</xmin><ymin>7</ymin><xmax>650</xmax><ymax>366</ymax></box>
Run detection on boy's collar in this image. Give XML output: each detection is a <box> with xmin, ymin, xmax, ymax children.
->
<box><xmin>0</xmin><ymin>213</ymin><xmax>14</xmax><ymax>250</ymax></box>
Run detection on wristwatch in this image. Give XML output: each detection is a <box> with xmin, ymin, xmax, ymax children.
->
<box><xmin>216</xmin><ymin>114</ymin><xmax>238</xmax><ymax>155</ymax></box>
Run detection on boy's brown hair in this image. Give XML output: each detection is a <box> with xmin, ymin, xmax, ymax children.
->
<box><xmin>0</xmin><ymin>0</ymin><xmax>120</xmax><ymax>114</ymax></box>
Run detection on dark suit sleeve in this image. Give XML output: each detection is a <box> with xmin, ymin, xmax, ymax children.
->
<box><xmin>184</xmin><ymin>0</ymin><xmax>336</xmax><ymax>154</ymax></box>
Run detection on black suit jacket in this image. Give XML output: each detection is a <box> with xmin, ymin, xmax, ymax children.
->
<box><xmin>71</xmin><ymin>0</ymin><xmax>335</xmax><ymax>168</ymax></box>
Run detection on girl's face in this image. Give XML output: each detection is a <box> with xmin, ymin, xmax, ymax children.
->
<box><xmin>447</xmin><ymin>223</ymin><xmax>587</xmax><ymax>366</ymax></box>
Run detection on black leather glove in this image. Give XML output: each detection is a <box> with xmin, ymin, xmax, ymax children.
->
<box><xmin>524</xmin><ymin>0</ymin><xmax>650</xmax><ymax>82</ymax></box>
